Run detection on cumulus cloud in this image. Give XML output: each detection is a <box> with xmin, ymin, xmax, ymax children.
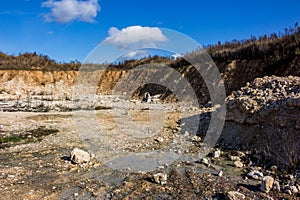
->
<box><xmin>104</xmin><ymin>26</ymin><xmax>168</xmax><ymax>50</ymax></box>
<box><xmin>42</xmin><ymin>0</ymin><xmax>100</xmax><ymax>23</ymax></box>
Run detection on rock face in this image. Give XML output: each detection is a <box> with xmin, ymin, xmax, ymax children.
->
<box><xmin>219</xmin><ymin>76</ymin><xmax>300</xmax><ymax>168</ymax></box>
<box><xmin>70</xmin><ymin>148</ymin><xmax>91</xmax><ymax>164</ymax></box>
<box><xmin>261</xmin><ymin>176</ymin><xmax>274</xmax><ymax>193</ymax></box>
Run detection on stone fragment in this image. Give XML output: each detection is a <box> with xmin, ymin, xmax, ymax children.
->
<box><xmin>233</xmin><ymin>160</ymin><xmax>243</xmax><ymax>168</ymax></box>
<box><xmin>272</xmin><ymin>180</ymin><xmax>280</xmax><ymax>191</ymax></box>
<box><xmin>290</xmin><ymin>185</ymin><xmax>298</xmax><ymax>194</ymax></box>
<box><xmin>70</xmin><ymin>148</ymin><xmax>91</xmax><ymax>164</ymax></box>
<box><xmin>247</xmin><ymin>170</ymin><xmax>263</xmax><ymax>179</ymax></box>
<box><xmin>261</xmin><ymin>176</ymin><xmax>274</xmax><ymax>193</ymax></box>
<box><xmin>217</xmin><ymin>170</ymin><xmax>223</xmax><ymax>177</ymax></box>
<box><xmin>200</xmin><ymin>158</ymin><xmax>209</xmax><ymax>166</ymax></box>
<box><xmin>154</xmin><ymin>136</ymin><xmax>164</xmax><ymax>143</ymax></box>
<box><xmin>192</xmin><ymin>135</ymin><xmax>201</xmax><ymax>142</ymax></box>
<box><xmin>226</xmin><ymin>191</ymin><xmax>245</xmax><ymax>200</ymax></box>
<box><xmin>212</xmin><ymin>149</ymin><xmax>221</xmax><ymax>158</ymax></box>
<box><xmin>230</xmin><ymin>156</ymin><xmax>241</xmax><ymax>161</ymax></box>
<box><xmin>153</xmin><ymin>173</ymin><xmax>167</xmax><ymax>185</ymax></box>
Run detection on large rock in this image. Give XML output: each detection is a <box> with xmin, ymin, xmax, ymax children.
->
<box><xmin>261</xmin><ymin>176</ymin><xmax>274</xmax><ymax>193</ymax></box>
<box><xmin>70</xmin><ymin>148</ymin><xmax>91</xmax><ymax>164</ymax></box>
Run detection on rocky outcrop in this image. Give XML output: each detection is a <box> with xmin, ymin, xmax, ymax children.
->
<box><xmin>219</xmin><ymin>76</ymin><xmax>300</xmax><ymax>168</ymax></box>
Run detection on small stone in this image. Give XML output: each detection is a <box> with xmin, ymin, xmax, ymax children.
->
<box><xmin>70</xmin><ymin>148</ymin><xmax>91</xmax><ymax>164</ymax></box>
<box><xmin>247</xmin><ymin>170</ymin><xmax>263</xmax><ymax>179</ymax></box>
<box><xmin>261</xmin><ymin>176</ymin><xmax>274</xmax><ymax>193</ymax></box>
<box><xmin>287</xmin><ymin>174</ymin><xmax>294</xmax><ymax>180</ymax></box>
<box><xmin>154</xmin><ymin>136</ymin><xmax>164</xmax><ymax>143</ymax></box>
<box><xmin>226</xmin><ymin>191</ymin><xmax>245</xmax><ymax>200</ymax></box>
<box><xmin>184</xmin><ymin>131</ymin><xmax>189</xmax><ymax>136</ymax></box>
<box><xmin>285</xmin><ymin>189</ymin><xmax>292</xmax><ymax>195</ymax></box>
<box><xmin>230</xmin><ymin>156</ymin><xmax>241</xmax><ymax>161</ymax></box>
<box><xmin>236</xmin><ymin>151</ymin><xmax>245</xmax><ymax>157</ymax></box>
<box><xmin>200</xmin><ymin>158</ymin><xmax>209</xmax><ymax>165</ymax></box>
<box><xmin>233</xmin><ymin>160</ymin><xmax>243</xmax><ymax>168</ymax></box>
<box><xmin>272</xmin><ymin>180</ymin><xmax>280</xmax><ymax>191</ymax></box>
<box><xmin>192</xmin><ymin>135</ymin><xmax>201</xmax><ymax>142</ymax></box>
<box><xmin>270</xmin><ymin>165</ymin><xmax>277</xmax><ymax>171</ymax></box>
<box><xmin>153</xmin><ymin>173</ymin><xmax>167</xmax><ymax>185</ymax></box>
<box><xmin>212</xmin><ymin>149</ymin><xmax>221</xmax><ymax>158</ymax></box>
<box><xmin>218</xmin><ymin>170</ymin><xmax>223</xmax><ymax>177</ymax></box>
<box><xmin>290</xmin><ymin>185</ymin><xmax>298</xmax><ymax>194</ymax></box>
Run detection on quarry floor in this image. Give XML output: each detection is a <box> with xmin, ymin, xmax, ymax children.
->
<box><xmin>0</xmin><ymin>101</ymin><xmax>295</xmax><ymax>199</ymax></box>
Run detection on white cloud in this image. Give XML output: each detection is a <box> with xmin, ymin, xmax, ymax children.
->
<box><xmin>104</xmin><ymin>26</ymin><xmax>168</xmax><ymax>50</ymax></box>
<box><xmin>123</xmin><ymin>50</ymin><xmax>147</xmax><ymax>59</ymax></box>
<box><xmin>42</xmin><ymin>0</ymin><xmax>100</xmax><ymax>23</ymax></box>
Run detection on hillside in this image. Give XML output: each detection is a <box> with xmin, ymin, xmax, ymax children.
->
<box><xmin>1</xmin><ymin>26</ymin><xmax>300</xmax><ymax>103</ymax></box>
<box><xmin>0</xmin><ymin>27</ymin><xmax>300</xmax><ymax>104</ymax></box>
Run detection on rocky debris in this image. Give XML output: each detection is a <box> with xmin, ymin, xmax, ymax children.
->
<box><xmin>261</xmin><ymin>176</ymin><xmax>274</xmax><ymax>193</ymax></box>
<box><xmin>227</xmin><ymin>76</ymin><xmax>300</xmax><ymax>119</ymax></box>
<box><xmin>226</xmin><ymin>191</ymin><xmax>245</xmax><ymax>200</ymax></box>
<box><xmin>70</xmin><ymin>148</ymin><xmax>91</xmax><ymax>164</ymax></box>
<box><xmin>247</xmin><ymin>170</ymin><xmax>264</xmax><ymax>180</ymax></box>
<box><xmin>220</xmin><ymin>76</ymin><xmax>300</xmax><ymax>169</ymax></box>
<box><xmin>153</xmin><ymin>172</ymin><xmax>167</xmax><ymax>185</ymax></box>
<box><xmin>0</xmin><ymin>108</ymin><xmax>298</xmax><ymax>199</ymax></box>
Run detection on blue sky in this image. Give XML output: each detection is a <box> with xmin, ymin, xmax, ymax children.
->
<box><xmin>0</xmin><ymin>0</ymin><xmax>300</xmax><ymax>62</ymax></box>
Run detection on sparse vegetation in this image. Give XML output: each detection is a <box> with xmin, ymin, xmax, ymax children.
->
<box><xmin>0</xmin><ymin>52</ymin><xmax>80</xmax><ymax>71</ymax></box>
<box><xmin>0</xmin><ymin>127</ymin><xmax>59</xmax><ymax>149</ymax></box>
<box><xmin>205</xmin><ymin>22</ymin><xmax>300</xmax><ymax>63</ymax></box>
